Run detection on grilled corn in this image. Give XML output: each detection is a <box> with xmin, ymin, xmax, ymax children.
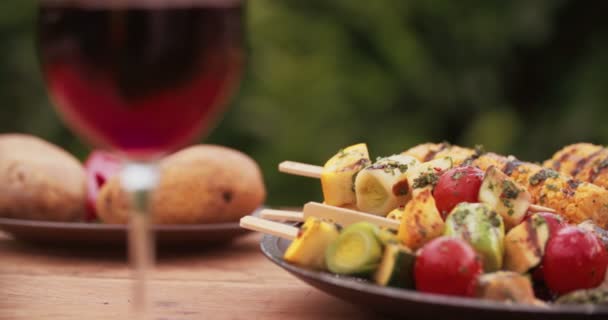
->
<box><xmin>544</xmin><ymin>143</ymin><xmax>608</xmax><ymax>190</ymax></box>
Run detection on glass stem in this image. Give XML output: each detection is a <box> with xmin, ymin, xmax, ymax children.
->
<box><xmin>121</xmin><ymin>162</ymin><xmax>159</xmax><ymax>320</ymax></box>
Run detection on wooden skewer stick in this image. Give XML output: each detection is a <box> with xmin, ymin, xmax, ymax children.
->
<box><xmin>279</xmin><ymin>161</ymin><xmax>322</xmax><ymax>179</ymax></box>
<box><xmin>305</xmin><ymin>202</ymin><xmax>400</xmax><ymax>230</ymax></box>
<box><xmin>260</xmin><ymin>202</ymin><xmax>400</xmax><ymax>230</ymax></box>
<box><xmin>260</xmin><ymin>209</ymin><xmax>304</xmax><ymax>222</ymax></box>
<box><xmin>279</xmin><ymin>160</ymin><xmax>559</xmax><ymax>215</ymax></box>
<box><xmin>240</xmin><ymin>215</ymin><xmax>299</xmax><ymax>240</ymax></box>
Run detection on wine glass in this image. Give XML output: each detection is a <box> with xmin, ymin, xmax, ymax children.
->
<box><xmin>37</xmin><ymin>0</ymin><xmax>244</xmax><ymax>318</ymax></box>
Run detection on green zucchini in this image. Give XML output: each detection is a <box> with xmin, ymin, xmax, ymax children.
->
<box><xmin>374</xmin><ymin>243</ymin><xmax>415</xmax><ymax>289</ymax></box>
<box><xmin>326</xmin><ymin>222</ymin><xmax>383</xmax><ymax>276</ymax></box>
<box><xmin>444</xmin><ymin>202</ymin><xmax>505</xmax><ymax>272</ymax></box>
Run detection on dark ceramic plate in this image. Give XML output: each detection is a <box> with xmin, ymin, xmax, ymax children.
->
<box><xmin>261</xmin><ymin>234</ymin><xmax>608</xmax><ymax>320</ymax></box>
<box><xmin>0</xmin><ymin>208</ymin><xmax>260</xmax><ymax>247</ymax></box>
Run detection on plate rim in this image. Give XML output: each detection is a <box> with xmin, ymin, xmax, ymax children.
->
<box><xmin>260</xmin><ymin>233</ymin><xmax>608</xmax><ymax>316</ymax></box>
<box><xmin>0</xmin><ymin>208</ymin><xmax>262</xmax><ymax>232</ymax></box>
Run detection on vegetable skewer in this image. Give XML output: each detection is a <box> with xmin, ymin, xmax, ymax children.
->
<box><xmin>279</xmin><ymin>160</ymin><xmax>555</xmax><ymax>214</ymax></box>
<box><xmin>404</xmin><ymin>143</ymin><xmax>608</xmax><ymax>228</ymax></box>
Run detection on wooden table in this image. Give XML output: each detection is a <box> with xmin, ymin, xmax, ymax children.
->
<box><xmin>0</xmin><ymin>231</ymin><xmax>378</xmax><ymax>320</ymax></box>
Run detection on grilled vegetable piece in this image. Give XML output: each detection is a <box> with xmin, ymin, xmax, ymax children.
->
<box><xmin>404</xmin><ymin>143</ymin><xmax>608</xmax><ymax>229</ymax></box>
<box><xmin>434</xmin><ymin>166</ymin><xmax>484</xmax><ymax>219</ymax></box>
<box><xmin>543</xmin><ymin>226</ymin><xmax>608</xmax><ymax>295</ymax></box>
<box><xmin>556</xmin><ymin>287</ymin><xmax>608</xmax><ymax>305</ymax></box>
<box><xmin>544</xmin><ymin>143</ymin><xmax>604</xmax><ymax>178</ymax></box>
<box><xmin>397</xmin><ymin>187</ymin><xmax>445</xmax><ymax>250</ymax></box>
<box><xmin>386</xmin><ymin>207</ymin><xmax>404</xmax><ymax>221</ymax></box>
<box><xmin>503</xmin><ymin>213</ymin><xmax>550</xmax><ymax>273</ymax></box>
<box><xmin>374</xmin><ymin>243</ymin><xmax>416</xmax><ymax>289</ymax></box>
<box><xmin>444</xmin><ymin>203</ymin><xmax>505</xmax><ymax>272</ymax></box>
<box><xmin>529</xmin><ymin>212</ymin><xmax>567</xmax><ymax>283</ymax></box>
<box><xmin>326</xmin><ymin>222</ymin><xmax>383</xmax><ymax>276</ymax></box>
<box><xmin>406</xmin><ymin>156</ymin><xmax>454</xmax><ymax>190</ymax></box>
<box><xmin>284</xmin><ymin>217</ymin><xmax>340</xmax><ymax>270</ymax></box>
<box><xmin>544</xmin><ymin>143</ymin><xmax>608</xmax><ymax>190</ymax></box>
<box><xmin>479</xmin><ymin>166</ymin><xmax>531</xmax><ymax>230</ymax></box>
<box><xmin>321</xmin><ymin>143</ymin><xmax>371</xmax><ymax>207</ymax></box>
<box><xmin>354</xmin><ymin>155</ymin><xmax>419</xmax><ymax>215</ymax></box>
<box><xmin>415</xmin><ymin>237</ymin><xmax>483</xmax><ymax>297</ymax></box>
<box><xmin>475</xmin><ymin>271</ymin><xmax>539</xmax><ymax>305</ymax></box>
<box><xmin>403</xmin><ymin>142</ymin><xmax>476</xmax><ymax>165</ymax></box>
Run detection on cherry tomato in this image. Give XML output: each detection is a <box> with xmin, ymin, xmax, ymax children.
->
<box><xmin>543</xmin><ymin>226</ymin><xmax>608</xmax><ymax>295</ymax></box>
<box><xmin>434</xmin><ymin>166</ymin><xmax>484</xmax><ymax>219</ymax></box>
<box><xmin>84</xmin><ymin>151</ymin><xmax>123</xmax><ymax>221</ymax></box>
<box><xmin>415</xmin><ymin>237</ymin><xmax>483</xmax><ymax>297</ymax></box>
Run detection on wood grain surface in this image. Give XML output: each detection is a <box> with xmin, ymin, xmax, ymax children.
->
<box><xmin>0</xmin><ymin>231</ymin><xmax>378</xmax><ymax>320</ymax></box>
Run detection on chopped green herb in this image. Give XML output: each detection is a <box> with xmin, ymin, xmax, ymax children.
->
<box><xmin>529</xmin><ymin>169</ymin><xmax>560</xmax><ymax>186</ymax></box>
<box><xmin>501</xmin><ymin>180</ymin><xmax>521</xmax><ymax>199</ymax></box>
<box><xmin>546</xmin><ymin>184</ymin><xmax>559</xmax><ymax>192</ymax></box>
<box><xmin>412</xmin><ymin>172</ymin><xmax>439</xmax><ymax>189</ymax></box>
<box><xmin>370</xmin><ymin>158</ymin><xmax>408</xmax><ymax>176</ymax></box>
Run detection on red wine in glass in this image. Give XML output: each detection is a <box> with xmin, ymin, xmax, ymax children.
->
<box><xmin>38</xmin><ymin>1</ymin><xmax>243</xmax><ymax>158</ymax></box>
<box><xmin>37</xmin><ymin>1</ymin><xmax>244</xmax><ymax>318</ymax></box>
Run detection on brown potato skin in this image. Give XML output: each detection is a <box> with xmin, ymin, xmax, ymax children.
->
<box><xmin>97</xmin><ymin>145</ymin><xmax>266</xmax><ymax>224</ymax></box>
<box><xmin>0</xmin><ymin>134</ymin><xmax>86</xmax><ymax>221</ymax></box>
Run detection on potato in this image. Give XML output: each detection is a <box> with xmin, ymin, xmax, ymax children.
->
<box><xmin>97</xmin><ymin>145</ymin><xmax>266</xmax><ymax>224</ymax></box>
<box><xmin>0</xmin><ymin>134</ymin><xmax>86</xmax><ymax>221</ymax></box>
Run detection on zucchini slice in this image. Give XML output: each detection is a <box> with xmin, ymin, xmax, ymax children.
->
<box><xmin>374</xmin><ymin>243</ymin><xmax>415</xmax><ymax>289</ymax></box>
<box><xmin>326</xmin><ymin>222</ymin><xmax>383</xmax><ymax>276</ymax></box>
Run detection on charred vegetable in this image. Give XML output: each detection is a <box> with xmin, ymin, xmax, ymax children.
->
<box><xmin>503</xmin><ymin>213</ymin><xmax>550</xmax><ymax>274</ymax></box>
<box><xmin>397</xmin><ymin>187</ymin><xmax>445</xmax><ymax>250</ymax></box>
<box><xmin>321</xmin><ymin>143</ymin><xmax>371</xmax><ymax>207</ymax></box>
<box><xmin>354</xmin><ymin>155</ymin><xmax>419</xmax><ymax>215</ymax></box>
<box><xmin>283</xmin><ymin>217</ymin><xmax>340</xmax><ymax>270</ymax></box>
<box><xmin>478</xmin><ymin>166</ymin><xmax>531</xmax><ymax>230</ymax></box>
<box><xmin>444</xmin><ymin>203</ymin><xmax>505</xmax><ymax>272</ymax></box>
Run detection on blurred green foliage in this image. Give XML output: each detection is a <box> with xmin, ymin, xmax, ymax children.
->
<box><xmin>2</xmin><ymin>1</ymin><xmax>608</xmax><ymax>206</ymax></box>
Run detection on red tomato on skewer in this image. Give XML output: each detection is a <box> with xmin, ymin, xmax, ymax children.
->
<box><xmin>433</xmin><ymin>166</ymin><xmax>484</xmax><ymax>219</ymax></box>
<box><xmin>415</xmin><ymin>237</ymin><xmax>483</xmax><ymax>297</ymax></box>
<box><xmin>542</xmin><ymin>226</ymin><xmax>608</xmax><ymax>295</ymax></box>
